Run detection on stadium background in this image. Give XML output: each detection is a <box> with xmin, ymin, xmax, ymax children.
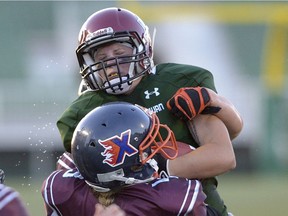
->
<box><xmin>0</xmin><ymin>1</ymin><xmax>287</xmax><ymax>215</ymax></box>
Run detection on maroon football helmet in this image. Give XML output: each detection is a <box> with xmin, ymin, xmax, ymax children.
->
<box><xmin>76</xmin><ymin>8</ymin><xmax>154</xmax><ymax>94</ymax></box>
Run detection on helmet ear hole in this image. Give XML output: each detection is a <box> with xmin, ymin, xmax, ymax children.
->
<box><xmin>89</xmin><ymin>141</ymin><xmax>96</xmax><ymax>147</ymax></box>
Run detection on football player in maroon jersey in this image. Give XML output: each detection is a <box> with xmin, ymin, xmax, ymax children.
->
<box><xmin>0</xmin><ymin>169</ymin><xmax>29</xmax><ymax>216</ymax></box>
<box><xmin>42</xmin><ymin>102</ymin><xmax>221</xmax><ymax>216</ymax></box>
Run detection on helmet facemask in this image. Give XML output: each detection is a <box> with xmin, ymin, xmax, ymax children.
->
<box><xmin>138</xmin><ymin>107</ymin><xmax>179</xmax><ymax>164</ymax></box>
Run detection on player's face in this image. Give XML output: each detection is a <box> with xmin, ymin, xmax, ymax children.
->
<box><xmin>93</xmin><ymin>42</ymin><xmax>134</xmax><ymax>81</ymax></box>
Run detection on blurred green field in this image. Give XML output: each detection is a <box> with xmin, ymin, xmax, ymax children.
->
<box><xmin>218</xmin><ymin>172</ymin><xmax>287</xmax><ymax>216</ymax></box>
<box><xmin>5</xmin><ymin>172</ymin><xmax>287</xmax><ymax>216</ymax></box>
<box><xmin>6</xmin><ymin>177</ymin><xmax>46</xmax><ymax>216</ymax></box>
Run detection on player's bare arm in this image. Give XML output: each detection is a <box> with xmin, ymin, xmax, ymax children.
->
<box><xmin>206</xmin><ymin>88</ymin><xmax>243</xmax><ymax>140</ymax></box>
<box><xmin>168</xmin><ymin>114</ymin><xmax>236</xmax><ymax>179</ymax></box>
<box><xmin>167</xmin><ymin>86</ymin><xmax>243</xmax><ymax>141</ymax></box>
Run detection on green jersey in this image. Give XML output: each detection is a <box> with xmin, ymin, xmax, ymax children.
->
<box><xmin>58</xmin><ymin>63</ymin><xmax>216</xmax><ymax>151</ymax></box>
<box><xmin>57</xmin><ymin>63</ymin><xmax>228</xmax><ymax>215</ymax></box>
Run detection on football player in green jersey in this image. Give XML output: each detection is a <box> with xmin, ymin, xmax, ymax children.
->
<box><xmin>57</xmin><ymin>7</ymin><xmax>243</xmax><ymax>216</ymax></box>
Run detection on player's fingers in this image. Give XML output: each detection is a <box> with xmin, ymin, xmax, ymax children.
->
<box><xmin>107</xmin><ymin>204</ymin><xmax>126</xmax><ymax>216</ymax></box>
<box><xmin>176</xmin><ymin>97</ymin><xmax>193</xmax><ymax>119</ymax></box>
<box><xmin>94</xmin><ymin>203</ymin><xmax>126</xmax><ymax>216</ymax></box>
<box><xmin>166</xmin><ymin>97</ymin><xmax>175</xmax><ymax>110</ymax></box>
<box><xmin>94</xmin><ymin>203</ymin><xmax>105</xmax><ymax>216</ymax></box>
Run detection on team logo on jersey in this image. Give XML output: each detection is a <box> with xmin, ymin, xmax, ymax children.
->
<box><xmin>144</xmin><ymin>88</ymin><xmax>160</xmax><ymax>99</ymax></box>
<box><xmin>99</xmin><ymin>129</ymin><xmax>138</xmax><ymax>167</ymax></box>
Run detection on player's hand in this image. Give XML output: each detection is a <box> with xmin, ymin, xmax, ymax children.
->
<box><xmin>166</xmin><ymin>87</ymin><xmax>221</xmax><ymax>121</ymax></box>
<box><xmin>94</xmin><ymin>203</ymin><xmax>126</xmax><ymax>216</ymax></box>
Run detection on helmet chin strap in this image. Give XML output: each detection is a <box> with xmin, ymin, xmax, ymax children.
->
<box><xmin>87</xmin><ymin>158</ymin><xmax>159</xmax><ymax>192</ymax></box>
<box><xmin>105</xmin><ymin>74</ymin><xmax>143</xmax><ymax>95</ymax></box>
<box><xmin>110</xmin><ymin>158</ymin><xmax>158</xmax><ymax>185</ymax></box>
<box><xmin>85</xmin><ymin>180</ymin><xmax>111</xmax><ymax>193</ymax></box>
<box><xmin>112</xmin><ymin>174</ymin><xmax>155</xmax><ymax>185</ymax></box>
<box><xmin>104</xmin><ymin>77</ymin><xmax>132</xmax><ymax>95</ymax></box>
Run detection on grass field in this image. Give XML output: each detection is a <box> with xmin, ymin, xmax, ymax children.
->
<box><xmin>217</xmin><ymin>172</ymin><xmax>287</xmax><ymax>216</ymax></box>
<box><xmin>5</xmin><ymin>172</ymin><xmax>287</xmax><ymax>216</ymax></box>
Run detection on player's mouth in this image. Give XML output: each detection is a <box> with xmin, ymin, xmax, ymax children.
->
<box><xmin>108</xmin><ymin>72</ymin><xmax>119</xmax><ymax>81</ymax></box>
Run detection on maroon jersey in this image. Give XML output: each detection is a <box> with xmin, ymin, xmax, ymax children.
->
<box><xmin>42</xmin><ymin>153</ymin><xmax>208</xmax><ymax>216</ymax></box>
<box><xmin>0</xmin><ymin>184</ymin><xmax>29</xmax><ymax>216</ymax></box>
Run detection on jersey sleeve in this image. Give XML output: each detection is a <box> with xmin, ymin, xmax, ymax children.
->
<box><xmin>116</xmin><ymin>177</ymin><xmax>207</xmax><ymax>216</ymax></box>
<box><xmin>187</xmin><ymin>66</ymin><xmax>217</xmax><ymax>92</ymax></box>
<box><xmin>56</xmin><ymin>152</ymin><xmax>76</xmax><ymax>170</ymax></box>
<box><xmin>57</xmin><ymin>106</ymin><xmax>79</xmax><ymax>153</ymax></box>
<box><xmin>41</xmin><ymin>169</ymin><xmax>96</xmax><ymax>216</ymax></box>
<box><xmin>153</xmin><ymin>177</ymin><xmax>207</xmax><ymax>216</ymax></box>
<box><xmin>57</xmin><ymin>91</ymin><xmax>112</xmax><ymax>153</ymax></box>
<box><xmin>57</xmin><ymin>94</ymin><xmax>92</xmax><ymax>153</ymax></box>
<box><xmin>156</xmin><ymin>63</ymin><xmax>217</xmax><ymax>92</ymax></box>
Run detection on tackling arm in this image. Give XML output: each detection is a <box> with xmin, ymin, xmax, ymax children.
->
<box><xmin>204</xmin><ymin>88</ymin><xmax>243</xmax><ymax>140</ymax></box>
<box><xmin>168</xmin><ymin>114</ymin><xmax>236</xmax><ymax>179</ymax></box>
<box><xmin>166</xmin><ymin>86</ymin><xmax>243</xmax><ymax>140</ymax></box>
